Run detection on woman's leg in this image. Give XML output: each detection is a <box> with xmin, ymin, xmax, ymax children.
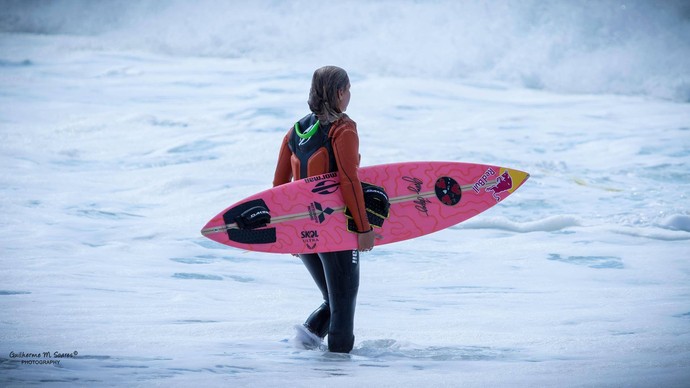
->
<box><xmin>318</xmin><ymin>249</ymin><xmax>360</xmax><ymax>353</ymax></box>
<box><xmin>299</xmin><ymin>253</ymin><xmax>330</xmax><ymax>337</ymax></box>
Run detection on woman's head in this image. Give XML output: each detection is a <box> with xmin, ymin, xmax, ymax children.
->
<box><xmin>308</xmin><ymin>66</ymin><xmax>351</xmax><ymax>124</ymax></box>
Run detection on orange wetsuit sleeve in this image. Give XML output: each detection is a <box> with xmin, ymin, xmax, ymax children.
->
<box><xmin>331</xmin><ymin>121</ymin><xmax>371</xmax><ymax>233</ymax></box>
<box><xmin>273</xmin><ymin>132</ymin><xmax>293</xmax><ymax>187</ymax></box>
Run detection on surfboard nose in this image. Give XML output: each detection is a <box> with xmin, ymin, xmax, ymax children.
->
<box><xmin>504</xmin><ymin>168</ymin><xmax>530</xmax><ymax>193</ymax></box>
<box><xmin>506</xmin><ymin>168</ymin><xmax>530</xmax><ymax>193</ymax></box>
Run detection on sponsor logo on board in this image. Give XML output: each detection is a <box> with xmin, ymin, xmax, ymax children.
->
<box><xmin>301</xmin><ymin>229</ymin><xmax>319</xmax><ymax>249</ymax></box>
<box><xmin>311</xmin><ymin>179</ymin><xmax>339</xmax><ymax>195</ymax></box>
<box><xmin>435</xmin><ymin>176</ymin><xmax>462</xmax><ymax>206</ymax></box>
<box><xmin>486</xmin><ymin>171</ymin><xmax>513</xmax><ymax>202</ymax></box>
<box><xmin>403</xmin><ymin>176</ymin><xmax>430</xmax><ymax>216</ymax></box>
<box><xmin>308</xmin><ymin>201</ymin><xmax>334</xmax><ymax>224</ymax></box>
<box><xmin>472</xmin><ymin>167</ymin><xmax>496</xmax><ymax>194</ymax></box>
<box><xmin>304</xmin><ymin>172</ymin><xmax>337</xmax><ymax>184</ymax></box>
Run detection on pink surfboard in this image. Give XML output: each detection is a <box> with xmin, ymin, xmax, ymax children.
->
<box><xmin>201</xmin><ymin>161</ymin><xmax>529</xmax><ymax>254</ymax></box>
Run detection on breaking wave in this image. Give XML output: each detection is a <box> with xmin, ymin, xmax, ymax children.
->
<box><xmin>2</xmin><ymin>0</ymin><xmax>690</xmax><ymax>101</ymax></box>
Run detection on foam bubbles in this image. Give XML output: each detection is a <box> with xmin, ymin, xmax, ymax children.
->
<box><xmin>457</xmin><ymin>215</ymin><xmax>581</xmax><ymax>233</ymax></box>
<box><xmin>2</xmin><ymin>0</ymin><xmax>689</xmax><ymax>101</ymax></box>
<box><xmin>660</xmin><ymin>214</ymin><xmax>690</xmax><ymax>232</ymax></box>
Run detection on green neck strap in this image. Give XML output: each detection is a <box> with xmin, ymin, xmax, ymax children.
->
<box><xmin>294</xmin><ymin>120</ymin><xmax>320</xmax><ymax>139</ymax></box>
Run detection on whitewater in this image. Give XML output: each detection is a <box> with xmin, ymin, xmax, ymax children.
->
<box><xmin>1</xmin><ymin>1</ymin><xmax>689</xmax><ymax>386</ymax></box>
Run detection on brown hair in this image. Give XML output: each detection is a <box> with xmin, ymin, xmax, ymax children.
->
<box><xmin>308</xmin><ymin>66</ymin><xmax>350</xmax><ymax>124</ymax></box>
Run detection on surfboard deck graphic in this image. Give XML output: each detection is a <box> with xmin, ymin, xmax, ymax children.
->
<box><xmin>201</xmin><ymin>161</ymin><xmax>529</xmax><ymax>253</ymax></box>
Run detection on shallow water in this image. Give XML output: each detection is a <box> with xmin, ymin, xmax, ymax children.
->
<box><xmin>2</xmin><ymin>1</ymin><xmax>690</xmax><ymax>387</ymax></box>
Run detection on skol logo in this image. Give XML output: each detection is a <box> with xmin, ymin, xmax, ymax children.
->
<box><xmin>301</xmin><ymin>230</ymin><xmax>319</xmax><ymax>249</ymax></box>
<box><xmin>301</xmin><ymin>230</ymin><xmax>319</xmax><ymax>239</ymax></box>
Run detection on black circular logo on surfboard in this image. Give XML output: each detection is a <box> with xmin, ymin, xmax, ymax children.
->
<box><xmin>435</xmin><ymin>177</ymin><xmax>462</xmax><ymax>206</ymax></box>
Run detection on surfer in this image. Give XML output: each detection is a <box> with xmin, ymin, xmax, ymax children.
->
<box><xmin>273</xmin><ymin>66</ymin><xmax>375</xmax><ymax>353</ymax></box>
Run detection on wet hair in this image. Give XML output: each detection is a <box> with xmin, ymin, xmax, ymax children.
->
<box><xmin>308</xmin><ymin>66</ymin><xmax>350</xmax><ymax>124</ymax></box>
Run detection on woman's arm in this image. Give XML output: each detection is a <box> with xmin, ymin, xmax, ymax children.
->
<box><xmin>331</xmin><ymin>121</ymin><xmax>371</xmax><ymax>234</ymax></box>
<box><xmin>273</xmin><ymin>132</ymin><xmax>293</xmax><ymax>187</ymax></box>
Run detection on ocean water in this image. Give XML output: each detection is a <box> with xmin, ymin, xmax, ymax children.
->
<box><xmin>1</xmin><ymin>1</ymin><xmax>689</xmax><ymax>387</ymax></box>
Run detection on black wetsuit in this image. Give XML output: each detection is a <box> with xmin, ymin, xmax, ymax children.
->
<box><xmin>273</xmin><ymin>113</ymin><xmax>364</xmax><ymax>353</ymax></box>
<box><xmin>299</xmin><ymin>250</ymin><xmax>359</xmax><ymax>353</ymax></box>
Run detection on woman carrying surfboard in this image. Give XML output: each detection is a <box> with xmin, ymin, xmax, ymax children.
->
<box><xmin>273</xmin><ymin>66</ymin><xmax>374</xmax><ymax>353</ymax></box>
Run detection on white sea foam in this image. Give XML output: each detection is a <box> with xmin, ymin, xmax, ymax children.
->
<box><xmin>611</xmin><ymin>225</ymin><xmax>690</xmax><ymax>241</ymax></box>
<box><xmin>2</xmin><ymin>0</ymin><xmax>690</xmax><ymax>101</ymax></box>
<box><xmin>1</xmin><ymin>2</ymin><xmax>690</xmax><ymax>387</ymax></box>
<box><xmin>659</xmin><ymin>214</ymin><xmax>690</xmax><ymax>232</ymax></box>
<box><xmin>456</xmin><ymin>215</ymin><xmax>581</xmax><ymax>233</ymax></box>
